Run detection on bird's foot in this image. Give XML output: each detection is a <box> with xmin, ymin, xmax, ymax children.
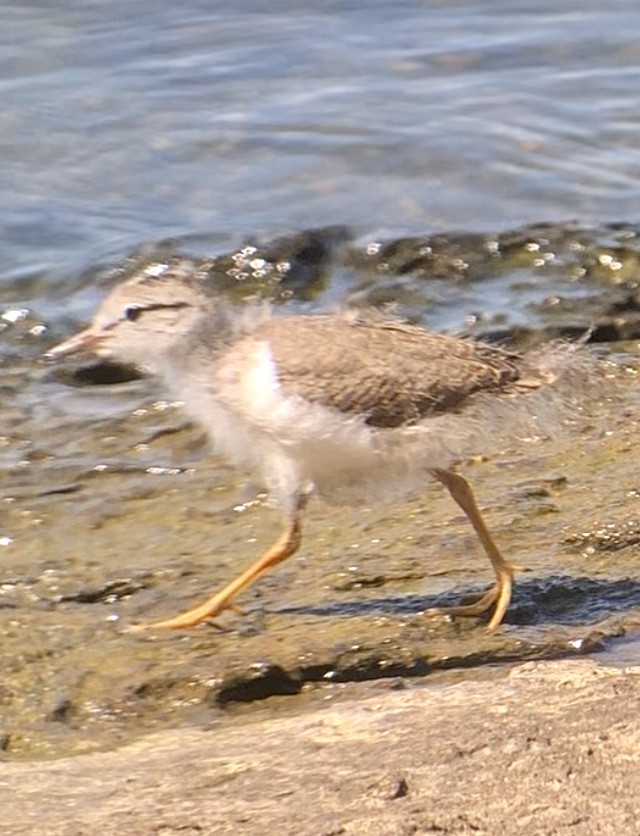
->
<box><xmin>128</xmin><ymin>594</ymin><xmax>237</xmax><ymax>632</ymax></box>
<box><xmin>425</xmin><ymin>571</ymin><xmax>513</xmax><ymax>632</ymax></box>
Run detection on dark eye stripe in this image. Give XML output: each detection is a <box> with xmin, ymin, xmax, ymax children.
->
<box><xmin>123</xmin><ymin>302</ymin><xmax>189</xmax><ymax>323</ymax></box>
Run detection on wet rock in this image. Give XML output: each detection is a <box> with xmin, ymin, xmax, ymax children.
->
<box><xmin>52</xmin><ymin>360</ymin><xmax>141</xmax><ymax>387</ymax></box>
<box><xmin>196</xmin><ymin>226</ymin><xmax>350</xmax><ymax>301</ymax></box>
<box><xmin>57</xmin><ymin>577</ymin><xmax>153</xmax><ymax>605</ymax></box>
<box><xmin>216</xmin><ymin>663</ymin><xmax>303</xmax><ymax>704</ymax></box>
<box><xmin>345</xmin><ymin>232</ymin><xmax>496</xmax><ymax>281</ymax></box>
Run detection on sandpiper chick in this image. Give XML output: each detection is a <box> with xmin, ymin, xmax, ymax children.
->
<box><xmin>47</xmin><ymin>259</ymin><xmax>583</xmax><ymax>631</ymax></box>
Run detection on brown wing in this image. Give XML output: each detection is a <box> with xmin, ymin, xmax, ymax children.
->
<box><xmin>256</xmin><ymin>314</ymin><xmax>526</xmax><ymax>428</ymax></box>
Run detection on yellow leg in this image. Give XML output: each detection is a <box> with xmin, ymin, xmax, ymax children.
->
<box><xmin>136</xmin><ymin>498</ymin><xmax>306</xmax><ymax>631</ymax></box>
<box><xmin>429</xmin><ymin>468</ymin><xmax>515</xmax><ymax>630</ymax></box>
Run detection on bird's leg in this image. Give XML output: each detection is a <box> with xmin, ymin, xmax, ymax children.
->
<box><xmin>428</xmin><ymin>468</ymin><xmax>515</xmax><ymax>630</ymax></box>
<box><xmin>136</xmin><ymin>495</ymin><xmax>307</xmax><ymax>631</ymax></box>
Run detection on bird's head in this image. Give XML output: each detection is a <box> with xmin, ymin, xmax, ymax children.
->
<box><xmin>46</xmin><ymin>260</ymin><xmax>210</xmax><ymax>372</ymax></box>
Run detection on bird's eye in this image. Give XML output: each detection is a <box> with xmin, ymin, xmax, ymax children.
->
<box><xmin>124</xmin><ymin>306</ymin><xmax>142</xmax><ymax>323</ymax></box>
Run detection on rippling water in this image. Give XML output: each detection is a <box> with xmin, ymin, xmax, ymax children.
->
<box><xmin>2</xmin><ymin>0</ymin><xmax>640</xmax><ymax>319</ymax></box>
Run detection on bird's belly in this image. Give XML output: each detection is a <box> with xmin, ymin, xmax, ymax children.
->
<box><xmin>179</xmin><ymin>383</ymin><xmax>458</xmax><ymax>505</ymax></box>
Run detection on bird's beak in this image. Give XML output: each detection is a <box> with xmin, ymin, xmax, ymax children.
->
<box><xmin>44</xmin><ymin>327</ymin><xmax>101</xmax><ymax>359</ymax></box>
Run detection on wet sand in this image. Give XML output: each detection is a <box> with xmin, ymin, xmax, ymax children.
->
<box><xmin>1</xmin><ymin>339</ymin><xmax>640</xmax><ymax>762</ymax></box>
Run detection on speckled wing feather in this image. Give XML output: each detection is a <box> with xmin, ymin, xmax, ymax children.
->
<box><xmin>255</xmin><ymin>314</ymin><xmax>528</xmax><ymax>428</ymax></box>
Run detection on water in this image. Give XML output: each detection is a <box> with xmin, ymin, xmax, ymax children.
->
<box><xmin>2</xmin><ymin>0</ymin><xmax>640</xmax><ymax>319</ymax></box>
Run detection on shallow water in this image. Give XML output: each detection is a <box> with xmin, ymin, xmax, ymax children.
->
<box><xmin>3</xmin><ymin>1</ymin><xmax>640</xmax><ymax>309</ymax></box>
